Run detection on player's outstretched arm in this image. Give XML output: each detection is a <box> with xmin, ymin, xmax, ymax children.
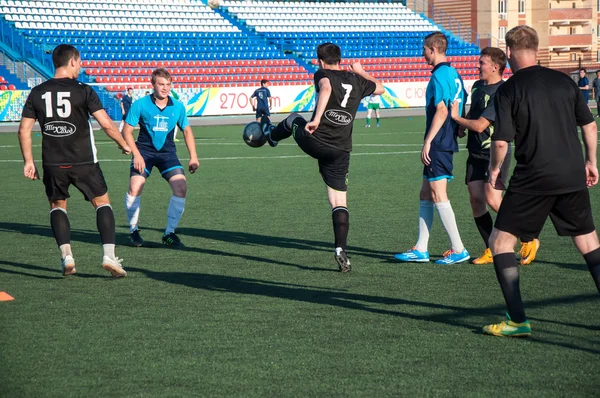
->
<box><xmin>350</xmin><ymin>62</ymin><xmax>385</xmax><ymax>95</ymax></box>
<box><xmin>182</xmin><ymin>126</ymin><xmax>199</xmax><ymax>173</ymax></box>
<box><xmin>17</xmin><ymin>117</ymin><xmax>39</xmax><ymax>180</ymax></box>
<box><xmin>306</xmin><ymin>77</ymin><xmax>332</xmax><ymax>134</ymax></box>
<box><xmin>581</xmin><ymin>120</ymin><xmax>598</xmax><ymax>187</ymax></box>
<box><xmin>92</xmin><ymin>109</ymin><xmax>131</xmax><ymax>154</ymax></box>
<box><xmin>451</xmin><ymin>100</ymin><xmax>490</xmax><ymax>133</ymax></box>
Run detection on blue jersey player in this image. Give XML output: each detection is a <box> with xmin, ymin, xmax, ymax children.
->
<box><xmin>122</xmin><ymin>68</ymin><xmax>199</xmax><ymax>248</ymax></box>
<box><xmin>251</xmin><ymin>79</ymin><xmax>272</xmax><ymax>122</ymax></box>
<box><xmin>395</xmin><ymin>32</ymin><xmax>470</xmax><ymax>265</ymax></box>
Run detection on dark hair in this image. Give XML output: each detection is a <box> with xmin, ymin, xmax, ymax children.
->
<box><xmin>151</xmin><ymin>68</ymin><xmax>172</xmax><ymax>84</ymax></box>
<box><xmin>52</xmin><ymin>44</ymin><xmax>80</xmax><ymax>69</ymax></box>
<box><xmin>480</xmin><ymin>47</ymin><xmax>507</xmax><ymax>74</ymax></box>
<box><xmin>316</xmin><ymin>42</ymin><xmax>342</xmax><ymax>65</ymax></box>
<box><xmin>505</xmin><ymin>25</ymin><xmax>538</xmax><ymax>52</ymax></box>
<box><xmin>423</xmin><ymin>32</ymin><xmax>448</xmax><ymax>54</ymax></box>
<box><xmin>580</xmin><ymin>68</ymin><xmax>587</xmax><ymax>73</ymax></box>
<box><xmin>260</xmin><ymin>79</ymin><xmax>269</xmax><ymax>86</ymax></box>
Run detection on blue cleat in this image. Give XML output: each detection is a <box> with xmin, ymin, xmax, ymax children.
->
<box><xmin>394</xmin><ymin>247</ymin><xmax>430</xmax><ymax>262</ymax></box>
<box><xmin>434</xmin><ymin>249</ymin><xmax>470</xmax><ymax>264</ymax></box>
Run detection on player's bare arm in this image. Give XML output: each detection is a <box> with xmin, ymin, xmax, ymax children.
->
<box><xmin>306</xmin><ymin>77</ymin><xmax>332</xmax><ymax>134</ymax></box>
<box><xmin>421</xmin><ymin>101</ymin><xmax>448</xmax><ymax>166</ymax></box>
<box><xmin>17</xmin><ymin>116</ymin><xmax>39</xmax><ymax>180</ymax></box>
<box><xmin>121</xmin><ymin>123</ymin><xmax>145</xmax><ymax>174</ymax></box>
<box><xmin>489</xmin><ymin>140</ymin><xmax>509</xmax><ymax>190</ymax></box>
<box><xmin>451</xmin><ymin>100</ymin><xmax>490</xmax><ymax>133</ymax></box>
<box><xmin>182</xmin><ymin>125</ymin><xmax>199</xmax><ymax>173</ymax></box>
<box><xmin>350</xmin><ymin>62</ymin><xmax>385</xmax><ymax>95</ymax></box>
<box><xmin>251</xmin><ymin>97</ymin><xmax>256</xmax><ymax>110</ymax></box>
<box><xmin>92</xmin><ymin>109</ymin><xmax>131</xmax><ymax>154</ymax></box>
<box><xmin>581</xmin><ymin>120</ymin><xmax>598</xmax><ymax>187</ymax></box>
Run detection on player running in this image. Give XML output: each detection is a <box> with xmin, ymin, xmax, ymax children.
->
<box><xmin>18</xmin><ymin>44</ymin><xmax>130</xmax><ymax>277</ymax></box>
<box><xmin>121</xmin><ymin>68</ymin><xmax>199</xmax><ymax>248</ymax></box>
<box><xmin>258</xmin><ymin>42</ymin><xmax>384</xmax><ymax>272</ymax></box>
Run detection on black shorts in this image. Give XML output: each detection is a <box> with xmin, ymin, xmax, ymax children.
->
<box><xmin>465</xmin><ymin>153</ymin><xmax>511</xmax><ymax>184</ymax></box>
<box><xmin>495</xmin><ymin>189</ymin><xmax>595</xmax><ymax>237</ymax></box>
<box><xmin>43</xmin><ymin>163</ymin><xmax>108</xmax><ymax>202</ymax></box>
<box><xmin>291</xmin><ymin>117</ymin><xmax>350</xmax><ymax>192</ymax></box>
<box><xmin>255</xmin><ymin>107</ymin><xmax>270</xmax><ymax>119</ymax></box>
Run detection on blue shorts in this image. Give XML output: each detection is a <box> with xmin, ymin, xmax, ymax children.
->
<box><xmin>423</xmin><ymin>150</ymin><xmax>454</xmax><ymax>182</ymax></box>
<box><xmin>130</xmin><ymin>148</ymin><xmax>184</xmax><ymax>180</ymax></box>
<box><xmin>255</xmin><ymin>107</ymin><xmax>270</xmax><ymax>119</ymax></box>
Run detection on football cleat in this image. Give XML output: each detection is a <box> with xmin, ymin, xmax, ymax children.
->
<box><xmin>365</xmin><ymin>124</ymin><xmax>370</xmax><ymax>128</ymax></box>
<box><xmin>376</xmin><ymin>122</ymin><xmax>380</xmax><ymax>127</ymax></box>
<box><xmin>435</xmin><ymin>249</ymin><xmax>470</xmax><ymax>264</ymax></box>
<box><xmin>519</xmin><ymin>239</ymin><xmax>540</xmax><ymax>265</ymax></box>
<box><xmin>129</xmin><ymin>229</ymin><xmax>144</xmax><ymax>247</ymax></box>
<box><xmin>472</xmin><ymin>248</ymin><xmax>493</xmax><ymax>264</ymax></box>
<box><xmin>394</xmin><ymin>247</ymin><xmax>430</xmax><ymax>262</ymax></box>
<box><xmin>61</xmin><ymin>255</ymin><xmax>76</xmax><ymax>276</ymax></box>
<box><xmin>483</xmin><ymin>313</ymin><xmax>531</xmax><ymax>337</ymax></box>
<box><xmin>335</xmin><ymin>247</ymin><xmax>351</xmax><ymax>272</ymax></box>
<box><xmin>260</xmin><ymin>115</ymin><xmax>277</xmax><ymax>147</ymax></box>
<box><xmin>102</xmin><ymin>256</ymin><xmax>127</xmax><ymax>278</ymax></box>
<box><xmin>162</xmin><ymin>232</ymin><xmax>183</xmax><ymax>248</ymax></box>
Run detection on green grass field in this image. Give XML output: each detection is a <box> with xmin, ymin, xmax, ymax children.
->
<box><xmin>1</xmin><ymin>116</ymin><xmax>599</xmax><ymax>397</ymax></box>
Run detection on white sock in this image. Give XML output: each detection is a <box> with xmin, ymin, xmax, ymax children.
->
<box><xmin>118</xmin><ymin>120</ymin><xmax>124</xmax><ymax>132</ymax></box>
<box><xmin>165</xmin><ymin>195</ymin><xmax>186</xmax><ymax>234</ymax></box>
<box><xmin>103</xmin><ymin>244</ymin><xmax>115</xmax><ymax>259</ymax></box>
<box><xmin>125</xmin><ymin>193</ymin><xmax>141</xmax><ymax>233</ymax></box>
<box><xmin>59</xmin><ymin>244</ymin><xmax>72</xmax><ymax>259</ymax></box>
<box><xmin>435</xmin><ymin>201</ymin><xmax>465</xmax><ymax>253</ymax></box>
<box><xmin>415</xmin><ymin>200</ymin><xmax>434</xmax><ymax>252</ymax></box>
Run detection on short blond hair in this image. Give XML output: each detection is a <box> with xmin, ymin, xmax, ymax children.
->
<box><xmin>505</xmin><ymin>25</ymin><xmax>539</xmax><ymax>52</ymax></box>
<box><xmin>423</xmin><ymin>32</ymin><xmax>448</xmax><ymax>54</ymax></box>
<box><xmin>151</xmin><ymin>68</ymin><xmax>172</xmax><ymax>84</ymax></box>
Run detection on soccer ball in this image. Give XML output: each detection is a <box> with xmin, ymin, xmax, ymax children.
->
<box><xmin>243</xmin><ymin>122</ymin><xmax>267</xmax><ymax>148</ymax></box>
<box><xmin>208</xmin><ymin>0</ymin><xmax>220</xmax><ymax>9</ymax></box>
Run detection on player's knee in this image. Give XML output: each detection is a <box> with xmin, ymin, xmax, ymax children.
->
<box><xmin>91</xmin><ymin>194</ymin><xmax>111</xmax><ymax>208</ymax></box>
<box><xmin>469</xmin><ymin>194</ymin><xmax>487</xmax><ymax>215</ymax></box>
<box><xmin>285</xmin><ymin>113</ymin><xmax>304</xmax><ymax>130</ymax></box>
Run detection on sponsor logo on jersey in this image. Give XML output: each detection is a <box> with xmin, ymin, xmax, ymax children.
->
<box><xmin>43</xmin><ymin>121</ymin><xmax>76</xmax><ymax>137</ymax></box>
<box><xmin>153</xmin><ymin>114</ymin><xmax>169</xmax><ymax>132</ymax></box>
<box><xmin>324</xmin><ymin>109</ymin><xmax>352</xmax><ymax>125</ymax></box>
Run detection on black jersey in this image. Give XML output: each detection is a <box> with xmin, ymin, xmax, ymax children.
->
<box><xmin>466</xmin><ymin>79</ymin><xmax>503</xmax><ymax>159</ymax></box>
<box><xmin>493</xmin><ymin>65</ymin><xmax>594</xmax><ymax>195</ymax></box>
<box><xmin>22</xmin><ymin>78</ymin><xmax>104</xmax><ymax>167</ymax></box>
<box><xmin>312</xmin><ymin>69</ymin><xmax>376</xmax><ymax>152</ymax></box>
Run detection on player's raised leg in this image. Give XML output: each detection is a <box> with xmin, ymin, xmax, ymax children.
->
<box><xmin>263</xmin><ymin>113</ymin><xmax>304</xmax><ymax>147</ymax></box>
<box><xmin>50</xmin><ymin>201</ymin><xmax>75</xmax><ymax>276</ymax></box>
<box><xmin>126</xmin><ymin>175</ymin><xmax>146</xmax><ymax>247</ymax></box>
<box><xmin>163</xmin><ymin>174</ymin><xmax>187</xmax><ymax>248</ymax></box>
<box><xmin>92</xmin><ymin>193</ymin><xmax>127</xmax><ymax>278</ymax></box>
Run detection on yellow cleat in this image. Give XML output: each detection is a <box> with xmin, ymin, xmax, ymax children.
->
<box><xmin>483</xmin><ymin>314</ymin><xmax>531</xmax><ymax>337</ymax></box>
<box><xmin>519</xmin><ymin>239</ymin><xmax>540</xmax><ymax>265</ymax></box>
<box><xmin>472</xmin><ymin>248</ymin><xmax>493</xmax><ymax>264</ymax></box>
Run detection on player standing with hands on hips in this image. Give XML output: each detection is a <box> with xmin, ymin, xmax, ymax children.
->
<box><xmin>18</xmin><ymin>44</ymin><xmax>130</xmax><ymax>277</ymax></box>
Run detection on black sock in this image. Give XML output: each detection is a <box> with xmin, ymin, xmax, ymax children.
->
<box><xmin>474</xmin><ymin>212</ymin><xmax>493</xmax><ymax>248</ymax></box>
<box><xmin>583</xmin><ymin>247</ymin><xmax>600</xmax><ymax>293</ymax></box>
<box><xmin>270</xmin><ymin>113</ymin><xmax>303</xmax><ymax>142</ymax></box>
<box><xmin>493</xmin><ymin>253</ymin><xmax>527</xmax><ymax>323</ymax></box>
<box><xmin>50</xmin><ymin>208</ymin><xmax>70</xmax><ymax>246</ymax></box>
<box><xmin>96</xmin><ymin>205</ymin><xmax>116</xmax><ymax>245</ymax></box>
<box><xmin>332</xmin><ymin>206</ymin><xmax>349</xmax><ymax>250</ymax></box>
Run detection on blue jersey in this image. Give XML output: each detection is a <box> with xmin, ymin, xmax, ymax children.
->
<box><xmin>251</xmin><ymin>87</ymin><xmax>271</xmax><ymax>110</ymax></box>
<box><xmin>121</xmin><ymin>94</ymin><xmax>133</xmax><ymax>114</ymax></box>
<box><xmin>125</xmin><ymin>95</ymin><xmax>189</xmax><ymax>153</ymax></box>
<box><xmin>425</xmin><ymin>62</ymin><xmax>465</xmax><ymax>152</ymax></box>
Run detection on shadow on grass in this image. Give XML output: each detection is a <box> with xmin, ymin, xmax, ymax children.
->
<box><xmin>532</xmin><ymin>259</ymin><xmax>589</xmax><ymax>272</ymax></box>
<box><xmin>128</xmin><ymin>266</ymin><xmax>600</xmax><ymax>354</ymax></box>
<box><xmin>0</xmin><ymin>260</ymin><xmax>115</xmax><ymax>279</ymax></box>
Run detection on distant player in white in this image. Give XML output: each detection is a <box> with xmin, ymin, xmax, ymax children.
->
<box><xmin>365</xmin><ymin>93</ymin><xmax>382</xmax><ymax>127</ymax></box>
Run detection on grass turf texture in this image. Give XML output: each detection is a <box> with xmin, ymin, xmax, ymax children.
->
<box><xmin>1</xmin><ymin>116</ymin><xmax>599</xmax><ymax>397</ymax></box>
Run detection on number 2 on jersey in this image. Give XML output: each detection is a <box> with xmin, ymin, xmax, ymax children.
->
<box><xmin>41</xmin><ymin>92</ymin><xmax>72</xmax><ymax>118</ymax></box>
